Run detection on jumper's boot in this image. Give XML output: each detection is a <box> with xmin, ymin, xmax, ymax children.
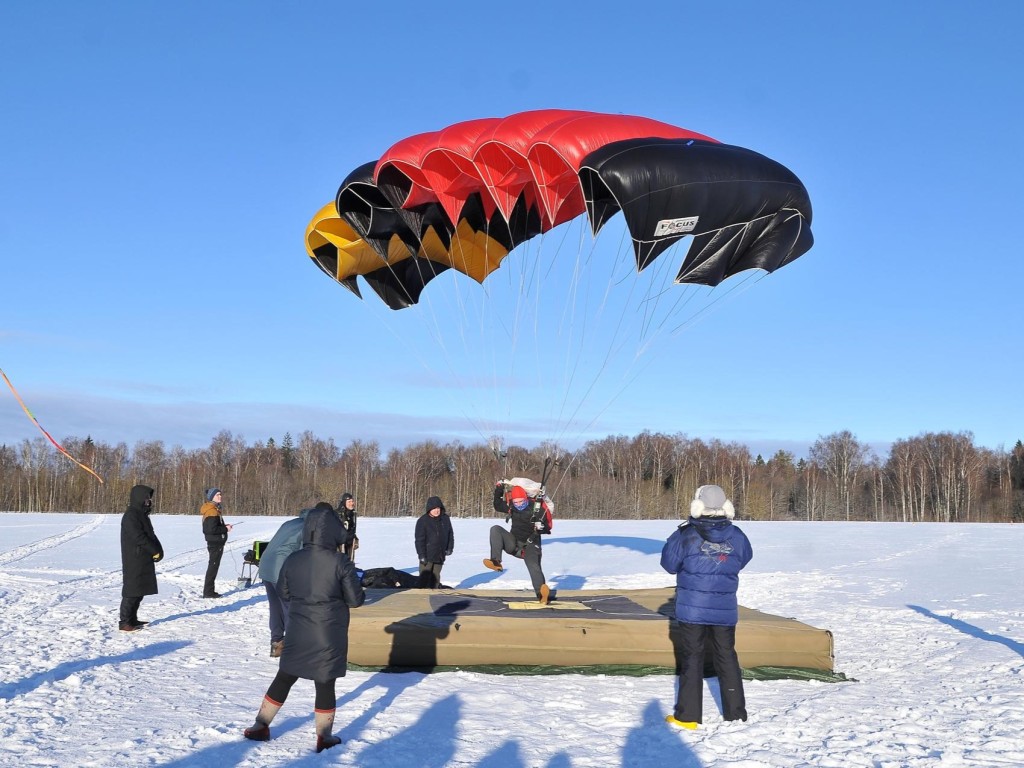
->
<box><xmin>538</xmin><ymin>584</ymin><xmax>551</xmax><ymax>605</ymax></box>
<box><xmin>314</xmin><ymin>708</ymin><xmax>341</xmax><ymax>753</ymax></box>
<box><xmin>243</xmin><ymin>695</ymin><xmax>282</xmax><ymax>741</ymax></box>
<box><xmin>483</xmin><ymin>559</ymin><xmax>503</xmax><ymax>572</ymax></box>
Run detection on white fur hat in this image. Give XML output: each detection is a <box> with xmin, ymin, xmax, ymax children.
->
<box><xmin>690</xmin><ymin>484</ymin><xmax>735</xmax><ymax>519</ymax></box>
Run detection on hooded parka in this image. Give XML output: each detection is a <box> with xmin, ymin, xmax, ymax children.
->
<box><xmin>337</xmin><ymin>492</ymin><xmax>357</xmax><ymax>548</ymax></box>
<box><xmin>414</xmin><ymin>496</ymin><xmax>455</xmax><ymax>563</ymax></box>
<box><xmin>277</xmin><ymin>507</ymin><xmax>365</xmax><ymax>681</ymax></box>
<box><xmin>120</xmin><ymin>484</ymin><xmax>163</xmax><ymax>597</ymax></box>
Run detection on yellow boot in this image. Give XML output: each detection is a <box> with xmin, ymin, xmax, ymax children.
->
<box><xmin>665</xmin><ymin>714</ymin><xmax>698</xmax><ymax>729</ymax></box>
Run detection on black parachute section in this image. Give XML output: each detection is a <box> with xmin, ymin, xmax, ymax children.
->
<box><xmin>334</xmin><ymin>161</ymin><xmax>453</xmax><ymax>309</ymax></box>
<box><xmin>579</xmin><ymin>138</ymin><xmax>813</xmax><ymax>286</ymax></box>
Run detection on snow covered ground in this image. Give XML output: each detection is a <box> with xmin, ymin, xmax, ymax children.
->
<box><xmin>0</xmin><ymin>513</ymin><xmax>1021</xmax><ymax>767</ymax></box>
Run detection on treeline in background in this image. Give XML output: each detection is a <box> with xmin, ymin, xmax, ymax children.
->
<box><xmin>2</xmin><ymin>429</ymin><xmax>1023</xmax><ymax>523</ymax></box>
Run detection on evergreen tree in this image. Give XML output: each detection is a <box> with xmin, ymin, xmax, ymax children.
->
<box><xmin>281</xmin><ymin>433</ymin><xmax>295</xmax><ymax>473</ymax></box>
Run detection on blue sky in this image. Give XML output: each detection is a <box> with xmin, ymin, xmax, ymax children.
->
<box><xmin>2</xmin><ymin>1</ymin><xmax>1022</xmax><ymax>461</ymax></box>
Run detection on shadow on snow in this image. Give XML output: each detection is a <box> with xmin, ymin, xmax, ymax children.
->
<box><xmin>908</xmin><ymin>604</ymin><xmax>1024</xmax><ymax>658</ymax></box>
<box><xmin>0</xmin><ymin>639</ymin><xmax>192</xmax><ymax>701</ymax></box>
<box><xmin>546</xmin><ymin>535</ymin><xmax>668</xmax><ymax>556</ymax></box>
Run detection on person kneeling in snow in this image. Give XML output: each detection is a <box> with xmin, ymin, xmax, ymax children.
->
<box><xmin>660</xmin><ymin>484</ymin><xmax>753</xmax><ymax>729</ymax></box>
<box><xmin>243</xmin><ymin>503</ymin><xmax>365</xmax><ymax>753</ymax></box>
<box><xmin>483</xmin><ymin>481</ymin><xmax>551</xmax><ymax>605</ymax></box>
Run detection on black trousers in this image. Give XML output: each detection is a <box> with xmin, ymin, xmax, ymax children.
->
<box><xmin>119</xmin><ymin>595</ymin><xmax>143</xmax><ymax>624</ymax></box>
<box><xmin>418</xmin><ymin>561</ymin><xmax>443</xmax><ymax>588</ymax></box>
<box><xmin>489</xmin><ymin>526</ymin><xmax>546</xmax><ymax>597</ymax></box>
<box><xmin>204</xmin><ymin>543</ymin><xmax>224</xmax><ymax>596</ymax></box>
<box><xmin>674</xmin><ymin>622</ymin><xmax>747</xmax><ymax>724</ymax></box>
<box><xmin>266</xmin><ymin>669</ymin><xmax>337</xmax><ymax>711</ymax></box>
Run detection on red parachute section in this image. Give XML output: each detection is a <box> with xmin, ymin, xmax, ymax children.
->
<box><xmin>374</xmin><ymin>109</ymin><xmax>717</xmax><ymax>232</ymax></box>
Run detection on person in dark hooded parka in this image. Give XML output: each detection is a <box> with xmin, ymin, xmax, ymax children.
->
<box><xmin>337</xmin><ymin>492</ymin><xmax>358</xmax><ymax>559</ymax></box>
<box><xmin>414</xmin><ymin>495</ymin><xmax>455</xmax><ymax>588</ymax></box>
<box><xmin>243</xmin><ymin>502</ymin><xmax>365</xmax><ymax>753</ymax></box>
<box><xmin>119</xmin><ymin>484</ymin><xmax>163</xmax><ymax>631</ymax></box>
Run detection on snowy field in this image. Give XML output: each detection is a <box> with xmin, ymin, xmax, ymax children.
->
<box><xmin>0</xmin><ymin>513</ymin><xmax>1021</xmax><ymax>768</ymax></box>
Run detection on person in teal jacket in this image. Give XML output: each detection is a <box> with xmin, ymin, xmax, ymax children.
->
<box><xmin>258</xmin><ymin>507</ymin><xmax>312</xmax><ymax>657</ymax></box>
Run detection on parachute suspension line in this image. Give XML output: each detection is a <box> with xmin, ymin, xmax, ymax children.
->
<box><xmin>534</xmin><ymin>215</ymin><xmax>640</xmax><ymax>449</ymax></box>
<box><xmin>554</xmin><ymin>226</ymin><xmax>639</xmax><ymax>438</ymax></box>
<box><xmin>543</xmin><ymin>229</ymin><xmax>770</xmax><ymax>453</ymax></box>
<box><xmin>544</xmin><ymin>224</ymin><xmax>665</xmax><ymax>451</ymax></box>
<box><xmin>486</xmin><ymin>228</ymin><xmax>537</xmax><ymax>441</ymax></box>
<box><xmin>666</xmin><ymin>269</ymin><xmax>767</xmax><ymax>337</ymax></box>
<box><xmin>518</xmin><ymin>219</ymin><xmax>584</xmax><ymax>437</ymax></box>
<box><xmin>358</xmin><ymin>250</ymin><xmax>502</xmax><ymax>449</ymax></box>
<box><xmin>431</xmin><ymin>220</ymin><xmax>555</xmax><ymax>447</ymax></box>
<box><xmin>629</xmin><ymin>215</ymin><xmax>779</xmax><ymax>352</ymax></box>
<box><xmin>548</xmin><ymin>218</ymin><xmax>603</xmax><ymax>436</ymax></box>
<box><xmin>631</xmin><ymin>257</ymin><xmax>710</xmax><ymax>359</ymax></box>
<box><xmin>553</xmin><ymin>272</ymin><xmax>772</xmax><ymax>461</ymax></box>
<box><xmin>0</xmin><ymin>368</ymin><xmax>104</xmax><ymax>484</ymax></box>
<box><xmin>442</xmin><ymin>242</ymin><xmax>521</xmax><ymax>446</ymax></box>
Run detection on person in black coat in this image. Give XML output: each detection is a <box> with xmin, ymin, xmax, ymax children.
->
<box><xmin>337</xmin><ymin>492</ymin><xmax>358</xmax><ymax>559</ymax></box>
<box><xmin>119</xmin><ymin>484</ymin><xmax>163</xmax><ymax>631</ymax></box>
<box><xmin>243</xmin><ymin>503</ymin><xmax>365</xmax><ymax>753</ymax></box>
<box><xmin>414</xmin><ymin>495</ymin><xmax>455</xmax><ymax>588</ymax></box>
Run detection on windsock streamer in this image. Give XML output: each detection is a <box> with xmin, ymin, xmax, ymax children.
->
<box><xmin>1</xmin><ymin>368</ymin><xmax>104</xmax><ymax>484</ymax></box>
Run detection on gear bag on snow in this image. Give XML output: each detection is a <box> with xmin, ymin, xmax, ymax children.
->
<box><xmin>360</xmin><ymin>567</ymin><xmax>420</xmax><ymax>589</ymax></box>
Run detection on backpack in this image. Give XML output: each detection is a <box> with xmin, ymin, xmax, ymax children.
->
<box><xmin>502</xmin><ymin>476</ymin><xmax>554</xmax><ymax>534</ymax></box>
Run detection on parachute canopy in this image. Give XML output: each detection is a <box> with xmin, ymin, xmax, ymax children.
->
<box><xmin>305</xmin><ymin>109</ymin><xmax>813</xmax><ymax>309</ymax></box>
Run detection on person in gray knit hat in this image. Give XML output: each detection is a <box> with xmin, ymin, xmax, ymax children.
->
<box><xmin>660</xmin><ymin>483</ymin><xmax>752</xmax><ymax>729</ymax></box>
<box><xmin>200</xmin><ymin>488</ymin><xmax>233</xmax><ymax>598</ymax></box>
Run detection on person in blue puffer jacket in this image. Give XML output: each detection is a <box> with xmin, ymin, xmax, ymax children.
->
<box><xmin>660</xmin><ymin>484</ymin><xmax>753</xmax><ymax>729</ymax></box>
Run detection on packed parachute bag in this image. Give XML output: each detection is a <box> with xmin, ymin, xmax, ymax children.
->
<box><xmin>497</xmin><ymin>476</ymin><xmax>553</xmax><ymax>534</ymax></box>
<box><xmin>360</xmin><ymin>566</ymin><xmax>421</xmax><ymax>589</ymax></box>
